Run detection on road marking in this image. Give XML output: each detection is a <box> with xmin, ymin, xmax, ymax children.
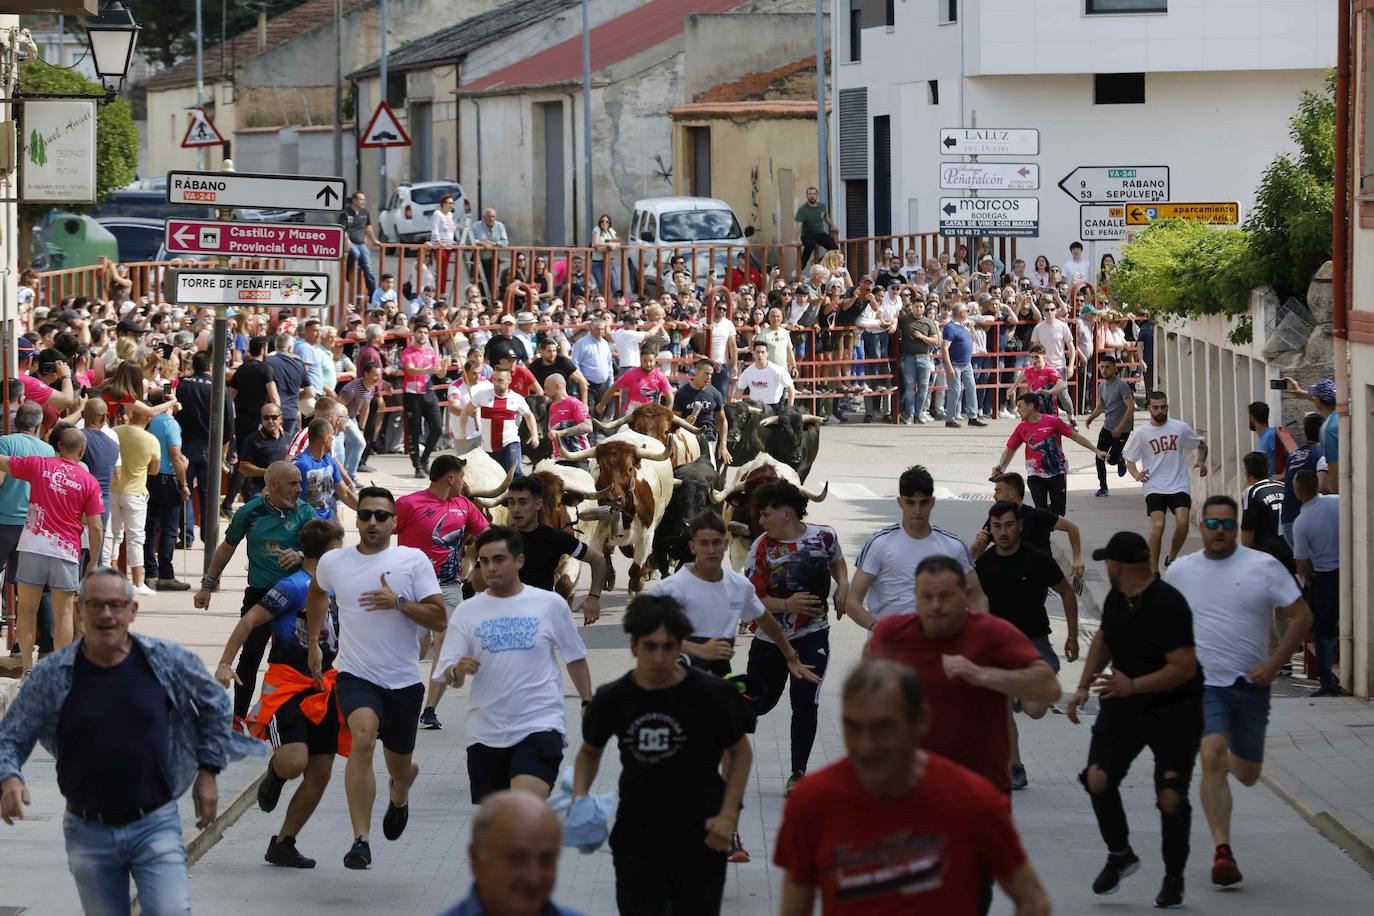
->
<box><xmin>829</xmin><ymin>483</ymin><xmax>878</xmax><ymax>500</ymax></box>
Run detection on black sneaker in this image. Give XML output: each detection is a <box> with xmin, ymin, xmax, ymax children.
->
<box><xmin>413</xmin><ymin>467</ymin><xmax>426</xmax><ymax>479</ymax></box>
<box><xmin>967</xmin><ymin>418</ymin><xmax>987</xmax><ymax>427</ymax></box>
<box><xmin>1010</xmin><ymin>763</ymin><xmax>1028</xmax><ymax>790</ymax></box>
<box><xmin>1155</xmin><ymin>873</ymin><xmax>1184</xmax><ymax>908</ymax></box>
<box><xmin>419</xmin><ymin>707</ymin><xmax>442</xmax><ymax>730</ymax></box>
<box><xmin>383</xmin><ymin>779</ymin><xmax>409</xmax><ymax>841</ymax></box>
<box><xmin>265</xmin><ymin>835</ymin><xmax>316</xmax><ymax>869</ymax></box>
<box><xmin>257</xmin><ymin>763</ymin><xmax>287</xmax><ymax>813</ymax></box>
<box><xmin>155</xmin><ymin>578</ymin><xmax>191</xmax><ymax>592</ymax></box>
<box><xmin>343</xmin><ymin>836</ymin><xmax>371</xmax><ymax>869</ymax></box>
<box><xmin>1092</xmin><ymin>850</ymin><xmax>1141</xmax><ymax>895</ymax></box>
<box><xmin>946</xmin><ymin>420</ymin><xmax>961</xmax><ymax>428</ymax></box>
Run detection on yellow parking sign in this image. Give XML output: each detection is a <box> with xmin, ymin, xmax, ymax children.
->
<box><xmin>1125</xmin><ymin>202</ymin><xmax>1240</xmax><ymax>226</ymax></box>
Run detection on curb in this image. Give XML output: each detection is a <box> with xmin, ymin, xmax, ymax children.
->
<box><xmin>1261</xmin><ymin>768</ymin><xmax>1374</xmax><ymax>876</ymax></box>
<box><xmin>186</xmin><ymin>767</ymin><xmax>268</xmax><ymax>867</ymax></box>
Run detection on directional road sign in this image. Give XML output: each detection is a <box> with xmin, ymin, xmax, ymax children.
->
<box><xmin>939</xmin><ymin>197</ymin><xmax>1039</xmax><ymax>237</ymax></box>
<box><xmin>164</xmin><ymin>269</ymin><xmax>331</xmax><ymax>307</ymax></box>
<box><xmin>1058</xmin><ymin>166</ymin><xmax>1169</xmax><ymax>203</ymax></box>
<box><xmin>165</xmin><ymin>170</ymin><xmax>346</xmax><ymax>212</ymax></box>
<box><xmin>940</xmin><ymin>163</ymin><xmax>1039</xmax><ymax>191</ymax></box>
<box><xmin>939</xmin><ymin>128</ymin><xmax>1039</xmax><ymax>157</ymax></box>
<box><xmin>1124</xmin><ymin>201</ymin><xmax>1240</xmax><ymax>226</ymax></box>
<box><xmin>1079</xmin><ymin>204</ymin><xmax>1126</xmax><ymax>242</ymax></box>
<box><xmin>164</xmin><ymin>219</ymin><xmax>347</xmax><ymax>260</ymax></box>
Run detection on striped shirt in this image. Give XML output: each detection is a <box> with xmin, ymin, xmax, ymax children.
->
<box><xmin>856</xmin><ymin>523</ymin><xmax>975</xmax><ymax>623</ymax></box>
<box><xmin>338</xmin><ymin>378</ymin><xmax>374</xmax><ymax>420</ymax></box>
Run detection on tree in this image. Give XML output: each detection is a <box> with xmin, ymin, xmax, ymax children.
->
<box><xmin>127</xmin><ymin>0</ymin><xmax>315</xmax><ymax>69</ymax></box>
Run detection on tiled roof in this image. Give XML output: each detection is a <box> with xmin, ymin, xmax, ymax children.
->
<box><xmin>669</xmin><ymin>100</ymin><xmax>826</xmax><ymax>119</ymax></box>
<box><xmin>459</xmin><ymin>0</ymin><xmax>743</xmax><ymax>95</ymax></box>
<box><xmin>690</xmin><ymin>53</ymin><xmax>827</xmax><ymax>103</ymax></box>
<box><xmin>145</xmin><ymin>0</ymin><xmax>372</xmax><ymax>91</ymax></box>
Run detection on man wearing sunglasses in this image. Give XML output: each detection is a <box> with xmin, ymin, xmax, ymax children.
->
<box><xmin>1163</xmin><ymin>496</ymin><xmax>1311</xmax><ymax>890</ymax></box>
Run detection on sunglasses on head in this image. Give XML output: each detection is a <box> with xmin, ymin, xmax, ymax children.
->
<box><xmin>357</xmin><ymin>509</ymin><xmax>395</xmax><ymax>523</ymax></box>
<box><xmin>1203</xmin><ymin>518</ymin><xmax>1237</xmax><ymax>531</ymax></box>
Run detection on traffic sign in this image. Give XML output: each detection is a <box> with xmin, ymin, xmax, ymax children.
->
<box><xmin>939</xmin><ymin>197</ymin><xmax>1039</xmax><ymax>237</ymax></box>
<box><xmin>1058</xmin><ymin>166</ymin><xmax>1169</xmax><ymax>203</ymax></box>
<box><xmin>164</xmin><ymin>269</ymin><xmax>331</xmax><ymax>307</ymax></box>
<box><xmin>164</xmin><ymin>219</ymin><xmax>347</xmax><ymax>260</ymax></box>
<box><xmin>166</xmin><ymin>170</ymin><xmax>346</xmax><ymax>212</ymax></box>
<box><xmin>940</xmin><ymin>163</ymin><xmax>1039</xmax><ymax>191</ymax></box>
<box><xmin>180</xmin><ymin>108</ymin><xmax>225</xmax><ymax>149</ymax></box>
<box><xmin>359</xmin><ymin>101</ymin><xmax>411</xmax><ymax>149</ymax></box>
<box><xmin>1079</xmin><ymin>204</ymin><xmax>1126</xmax><ymax>242</ymax></box>
<box><xmin>1125</xmin><ymin>202</ymin><xmax>1240</xmax><ymax>226</ymax></box>
<box><xmin>939</xmin><ymin>128</ymin><xmax>1039</xmax><ymax>157</ymax></box>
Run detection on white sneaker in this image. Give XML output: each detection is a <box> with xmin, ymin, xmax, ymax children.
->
<box><xmin>132</xmin><ymin>583</ymin><xmax>156</xmax><ymax>597</ymax></box>
<box><xmin>999</xmin><ymin>408</ymin><xmax>1016</xmax><ymax>420</ymax></box>
<box><xmin>918</xmin><ymin>411</ymin><xmax>933</xmax><ymax>423</ymax></box>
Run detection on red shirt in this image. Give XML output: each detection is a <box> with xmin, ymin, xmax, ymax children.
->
<box><xmin>774</xmin><ymin>754</ymin><xmax>1027</xmax><ymax>915</ymax></box>
<box><xmin>1005</xmin><ymin>413</ymin><xmax>1075</xmax><ymax>478</ymax></box>
<box><xmin>869</xmin><ymin>612</ymin><xmax>1041</xmax><ymax>791</ymax></box>
<box><xmin>508</xmin><ymin>363</ymin><xmax>538</xmax><ymax>397</ymax></box>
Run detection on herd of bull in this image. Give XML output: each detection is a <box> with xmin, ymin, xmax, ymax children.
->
<box><xmin>455</xmin><ymin>402</ymin><xmax>829</xmax><ymax>597</ymax></box>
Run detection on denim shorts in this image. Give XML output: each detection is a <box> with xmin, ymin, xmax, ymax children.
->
<box><xmin>1203</xmin><ymin>681</ymin><xmax>1271</xmax><ymax>763</ymax></box>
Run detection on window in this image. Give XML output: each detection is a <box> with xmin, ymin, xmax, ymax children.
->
<box><xmin>928</xmin><ymin>80</ymin><xmax>940</xmax><ymax>105</ymax></box>
<box><xmin>1094</xmin><ymin>73</ymin><xmax>1146</xmax><ymax>105</ymax></box>
<box><xmin>1086</xmin><ymin>0</ymin><xmax>1166</xmax><ymax>13</ymax></box>
<box><xmin>849</xmin><ymin>0</ymin><xmax>863</xmax><ymax>62</ymax></box>
<box><xmin>939</xmin><ymin>0</ymin><xmax>958</xmax><ymax>25</ymax></box>
<box><xmin>386</xmin><ymin>72</ymin><xmax>406</xmax><ymax>109</ymax></box>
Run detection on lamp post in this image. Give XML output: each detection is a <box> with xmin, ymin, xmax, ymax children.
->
<box><xmin>85</xmin><ymin>1</ymin><xmax>141</xmax><ymax>102</ymax></box>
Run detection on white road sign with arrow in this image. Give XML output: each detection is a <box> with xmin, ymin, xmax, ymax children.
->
<box><xmin>939</xmin><ymin>128</ymin><xmax>1040</xmax><ymax>157</ymax></box>
<box><xmin>939</xmin><ymin>197</ymin><xmax>1040</xmax><ymax>237</ymax></box>
<box><xmin>164</xmin><ymin>269</ymin><xmax>331</xmax><ymax>307</ymax></box>
<box><xmin>165</xmin><ymin>170</ymin><xmax>346</xmax><ymax>212</ymax></box>
<box><xmin>940</xmin><ymin>163</ymin><xmax>1040</xmax><ymax>191</ymax></box>
<box><xmin>1058</xmin><ymin>166</ymin><xmax>1170</xmax><ymax>203</ymax></box>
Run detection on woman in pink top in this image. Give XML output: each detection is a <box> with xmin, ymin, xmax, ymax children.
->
<box><xmin>400</xmin><ymin>323</ymin><xmax>450</xmax><ymax>477</ymax></box>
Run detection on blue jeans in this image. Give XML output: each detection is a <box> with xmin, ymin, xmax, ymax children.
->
<box><xmin>973</xmin><ymin>355</ymin><xmax>997</xmax><ymax>415</ymax></box>
<box><xmin>64</xmin><ymin>801</ymin><xmax>192</xmax><ymax>916</ymax></box>
<box><xmin>861</xmin><ymin>331</ymin><xmax>888</xmax><ymax>381</ymax></box>
<box><xmin>182</xmin><ymin>440</ymin><xmax>210</xmax><ymax>542</ymax></box>
<box><xmin>900</xmin><ymin>356</ymin><xmax>933</xmax><ymax>418</ymax></box>
<box><xmin>944</xmin><ymin>362</ymin><xmax>978</xmax><ymax>419</ymax></box>
<box><xmin>347</xmin><ymin>242</ymin><xmax>377</xmax><ymax>297</ymax></box>
<box><xmin>489</xmin><ymin>442</ymin><xmax>524</xmax><ymax>478</ymax></box>
<box><xmin>343</xmin><ymin>418</ymin><xmax>367</xmax><ymax>477</ymax></box>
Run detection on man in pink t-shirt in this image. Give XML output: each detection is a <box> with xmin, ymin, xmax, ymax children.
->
<box><xmin>598</xmin><ymin>349</ymin><xmax>672</xmax><ymax>418</ymax></box>
<box><xmin>1006</xmin><ymin>343</ymin><xmax>1069</xmax><ymax>419</ymax></box>
<box><xmin>400</xmin><ymin>323</ymin><xmax>450</xmax><ymax>477</ymax></box>
<box><xmin>544</xmin><ymin>374</ymin><xmax>592</xmax><ymax>462</ymax></box>
<box><xmin>991</xmin><ymin>392</ymin><xmax>1106</xmax><ymax>517</ymax></box>
<box><xmin>0</xmin><ymin>428</ymin><xmax>105</xmax><ymax>671</ymax></box>
<box><xmin>17</xmin><ymin>340</ymin><xmax>79</xmax><ymax>431</ymax></box>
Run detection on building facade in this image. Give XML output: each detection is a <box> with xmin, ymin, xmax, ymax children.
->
<box><xmin>831</xmin><ymin>0</ymin><xmax>1335</xmax><ymax>263</ymax></box>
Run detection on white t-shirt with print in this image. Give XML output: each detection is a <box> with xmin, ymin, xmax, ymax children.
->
<box><xmin>737</xmin><ymin>362</ymin><xmax>793</xmax><ymax>406</ymax></box>
<box><xmin>1121</xmin><ymin>418</ymin><xmax>1205</xmax><ymax>496</ymax></box>
<box><xmin>316</xmin><ymin>545</ymin><xmax>443</xmax><ymax>689</ymax></box>
<box><xmin>436</xmin><ymin>586</ymin><xmax>588</xmax><ymax>747</ymax></box>
<box><xmin>469</xmin><ymin>387</ymin><xmax>531</xmax><ymax>452</ymax></box>
<box><xmin>647</xmin><ymin>565</ymin><xmax>766</xmax><ymax>639</ymax></box>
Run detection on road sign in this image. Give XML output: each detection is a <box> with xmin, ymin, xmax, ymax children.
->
<box><xmin>164</xmin><ymin>219</ymin><xmax>347</xmax><ymax>260</ymax></box>
<box><xmin>166</xmin><ymin>170</ymin><xmax>346</xmax><ymax>212</ymax></box>
<box><xmin>359</xmin><ymin>101</ymin><xmax>411</xmax><ymax>149</ymax></box>
<box><xmin>1079</xmin><ymin>204</ymin><xmax>1127</xmax><ymax>242</ymax></box>
<box><xmin>180</xmin><ymin>108</ymin><xmax>225</xmax><ymax>149</ymax></box>
<box><xmin>1058</xmin><ymin>166</ymin><xmax>1169</xmax><ymax>203</ymax></box>
<box><xmin>164</xmin><ymin>269</ymin><xmax>331</xmax><ymax>307</ymax></box>
<box><xmin>939</xmin><ymin>128</ymin><xmax>1039</xmax><ymax>157</ymax></box>
<box><xmin>1125</xmin><ymin>201</ymin><xmax>1241</xmax><ymax>226</ymax></box>
<box><xmin>940</xmin><ymin>163</ymin><xmax>1039</xmax><ymax>191</ymax></box>
<box><xmin>939</xmin><ymin>197</ymin><xmax>1039</xmax><ymax>237</ymax></box>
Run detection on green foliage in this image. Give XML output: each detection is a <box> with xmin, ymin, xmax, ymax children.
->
<box><xmin>1112</xmin><ymin>220</ymin><xmax>1258</xmax><ymax>343</ymax></box>
<box><xmin>127</xmin><ymin>0</ymin><xmax>315</xmax><ymax>69</ymax></box>
<box><xmin>16</xmin><ymin>62</ymin><xmax>140</xmax><ymax>231</ymax></box>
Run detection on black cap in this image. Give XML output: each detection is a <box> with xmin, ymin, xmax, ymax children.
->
<box><xmin>1091</xmin><ymin>531</ymin><xmax>1151</xmax><ymax>564</ymax></box>
<box><xmin>115</xmin><ymin>319</ymin><xmax>146</xmax><ymax>334</ymax></box>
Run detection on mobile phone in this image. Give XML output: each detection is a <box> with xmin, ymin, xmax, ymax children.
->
<box><xmin>1269</xmin><ymin>378</ymin><xmax>1287</xmax><ymax>390</ymax></box>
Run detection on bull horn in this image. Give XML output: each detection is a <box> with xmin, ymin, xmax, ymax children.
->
<box><xmin>593</xmin><ymin>416</ymin><xmax>631</xmax><ymax>433</ymax></box>
<box><xmin>634</xmin><ymin>441</ymin><xmax>672</xmax><ymax>461</ymax></box>
<box><xmin>559</xmin><ymin>444</ymin><xmax>598</xmax><ymax>462</ymax></box>
<box><xmin>474</xmin><ymin>493</ymin><xmax>510</xmax><ymax>509</ymax></box>
<box><xmin>591</xmin><ymin>485</ymin><xmax>615</xmax><ymax>500</ymax></box>
<box><xmin>672</xmin><ymin>479</ymin><xmax>683</xmax><ymax>489</ymax></box>
<box><xmin>727</xmin><ymin>521</ymin><xmax>752</xmax><ymax>538</ymax></box>
<box><xmin>710</xmin><ymin>481</ymin><xmax>745</xmax><ymax>504</ymax></box>
<box><xmin>467</xmin><ymin>465</ymin><xmax>515</xmax><ymax>499</ymax></box>
<box><xmin>746</xmin><ymin>405</ymin><xmax>764</xmax><ymax>416</ymax></box>
<box><xmin>801</xmin><ymin>414</ymin><xmax>826</xmax><ymax>426</ymax></box>
<box><xmin>579</xmin><ymin>506</ymin><xmax>612</xmax><ymax>521</ymax></box>
<box><xmin>759</xmin><ymin>415</ymin><xmax>779</xmax><ymax>428</ymax></box>
<box><xmin>671</xmin><ymin>416</ymin><xmax>702</xmax><ymax>435</ymax></box>
<box><xmin>799</xmin><ymin>481</ymin><xmax>829</xmax><ymax>503</ymax></box>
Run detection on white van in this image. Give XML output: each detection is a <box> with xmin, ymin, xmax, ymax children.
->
<box><xmin>626</xmin><ymin>196</ymin><xmax>754</xmax><ymax>296</ymax></box>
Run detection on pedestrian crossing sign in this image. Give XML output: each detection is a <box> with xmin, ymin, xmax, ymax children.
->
<box><xmin>181</xmin><ymin>108</ymin><xmax>225</xmax><ymax>149</ymax></box>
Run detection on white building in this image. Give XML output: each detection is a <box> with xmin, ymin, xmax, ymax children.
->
<box><xmin>831</xmin><ymin>0</ymin><xmax>1335</xmax><ymax>266</ymax></box>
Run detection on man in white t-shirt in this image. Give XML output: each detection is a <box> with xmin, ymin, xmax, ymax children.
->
<box><xmin>1122</xmin><ymin>390</ymin><xmax>1209</xmax><ymax>573</ymax></box>
<box><xmin>845</xmin><ymin>464</ymin><xmax>987</xmax><ymax>628</ymax></box>
<box><xmin>458</xmin><ymin>365</ymin><xmax>540</xmax><ymax>477</ymax></box>
<box><xmin>436</xmin><ymin>526</ymin><xmax>593</xmax><ymax>803</ymax></box>
<box><xmin>648</xmin><ymin>510</ymin><xmax>821</xmax><ymax>682</ymax></box>
<box><xmin>707</xmin><ymin>298</ymin><xmax>737</xmax><ymax>398</ymax></box>
<box><xmin>307</xmin><ymin>486</ymin><xmax>447</xmax><ymax>871</ymax></box>
<box><xmin>445</xmin><ymin>358</ymin><xmax>491</xmax><ymax>456</ymax></box>
<box><xmin>1060</xmin><ymin>241</ymin><xmax>1089</xmax><ymax>284</ymax></box>
<box><xmin>736</xmin><ymin>342</ymin><xmax>795</xmax><ymax>408</ymax></box>
<box><xmin>1029</xmin><ymin>300</ymin><xmax>1077</xmax><ymax>418</ymax></box>
<box><xmin>1163</xmin><ymin>495</ymin><xmax>1310</xmax><ymax>889</ymax></box>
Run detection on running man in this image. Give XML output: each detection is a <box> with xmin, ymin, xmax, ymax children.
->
<box><xmin>1068</xmin><ymin>531</ymin><xmax>1204</xmax><ymax>909</ymax></box>
<box><xmin>307</xmin><ymin>487</ymin><xmax>447</xmax><ymax>870</ymax></box>
<box><xmin>395</xmin><ymin>454</ymin><xmax>490</xmax><ymax>731</ymax></box>
<box><xmin>992</xmin><ymin>392</ymin><xmax>1108</xmax><ymax>517</ymax></box>
<box><xmin>1121</xmin><ymin>390</ymin><xmax>1208</xmax><ymax>572</ymax></box>
<box><xmin>436</xmin><ymin>526</ymin><xmax>593</xmax><ymax>802</ymax></box>
<box><xmin>1163</xmin><ymin>495</ymin><xmax>1311</xmax><ymax>887</ymax></box>
<box><xmin>972</xmin><ymin>473</ymin><xmax>1086</xmax><ymax>585</ymax></box>
<box><xmin>214</xmin><ymin>519</ymin><xmax>346</xmax><ymax>869</ymax></box>
<box><xmin>503</xmin><ymin>476</ymin><xmax>606</xmax><ymax>621</ymax></box>
<box><xmin>1084</xmin><ymin>354</ymin><xmax>1136</xmax><ymax>497</ymax></box>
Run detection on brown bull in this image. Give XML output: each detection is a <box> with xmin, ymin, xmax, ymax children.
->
<box><xmin>711</xmin><ymin>454</ymin><xmax>827</xmax><ymax>570</ymax></box>
<box><xmin>595</xmin><ymin>403</ymin><xmax>701</xmax><ymax>467</ymax></box>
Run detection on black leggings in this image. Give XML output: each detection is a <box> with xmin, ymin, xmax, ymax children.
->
<box><xmin>404</xmin><ymin>392</ymin><xmax>442</xmax><ymax>469</ymax></box>
<box><xmin>746</xmin><ymin>627</ymin><xmax>829</xmax><ymax>776</ymax></box>
<box><xmin>1095</xmin><ymin>428</ymin><xmax>1129</xmax><ymax>488</ymax></box>
<box><xmin>1027</xmin><ymin>473</ymin><xmax>1067</xmax><ymax>517</ymax></box>
<box><xmin>233</xmin><ymin>586</ymin><xmax>272</xmax><ymax>719</ymax></box>
<box><xmin>612</xmin><ymin>827</ymin><xmax>726</xmax><ymax>916</ymax></box>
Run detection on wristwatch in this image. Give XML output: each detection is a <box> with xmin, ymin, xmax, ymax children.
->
<box><xmin>395</xmin><ymin>593</ymin><xmax>407</xmax><ymax>612</ymax></box>
<box><xmin>200</xmin><ymin>575</ymin><xmax>219</xmax><ymax>590</ymax></box>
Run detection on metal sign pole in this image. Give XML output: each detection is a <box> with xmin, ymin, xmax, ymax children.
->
<box><xmin>202</xmin><ymin>160</ymin><xmax>235</xmax><ymax>569</ymax></box>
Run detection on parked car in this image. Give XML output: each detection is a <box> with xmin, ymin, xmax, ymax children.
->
<box><xmin>98</xmin><ymin>218</ymin><xmax>164</xmax><ymax>263</ymax></box>
<box><xmin>625</xmin><ymin>196</ymin><xmax>754</xmax><ymax>297</ymax></box>
<box><xmin>91</xmin><ymin>190</ymin><xmax>214</xmax><ymax>222</ymax></box>
<box><xmin>378</xmin><ymin>180</ymin><xmax>469</xmax><ymax>243</ymax></box>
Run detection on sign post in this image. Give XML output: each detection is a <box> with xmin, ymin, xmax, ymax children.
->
<box><xmin>938</xmin><ymin>128</ymin><xmax>1040</xmax><ymax>157</ymax></box>
<box><xmin>940</xmin><ymin>162</ymin><xmax>1040</xmax><ymax>191</ymax></box>
<box><xmin>939</xmin><ymin>197</ymin><xmax>1040</xmax><ymax>237</ymax></box>
<box><xmin>1124</xmin><ymin>202</ymin><xmax>1241</xmax><ymax>226</ymax></box>
<box><xmin>1078</xmin><ymin>204</ymin><xmax>1127</xmax><ymax>242</ymax></box>
<box><xmin>20</xmin><ymin>99</ymin><xmax>96</xmax><ymax>203</ymax></box>
<box><xmin>1057</xmin><ymin>166</ymin><xmax>1170</xmax><ymax>203</ymax></box>
<box><xmin>165</xmin><ymin>170</ymin><xmax>346</xmax><ymax>211</ymax></box>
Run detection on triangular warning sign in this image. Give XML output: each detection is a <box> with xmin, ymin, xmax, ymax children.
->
<box><xmin>181</xmin><ymin>108</ymin><xmax>225</xmax><ymax>148</ymax></box>
<box><xmin>359</xmin><ymin>101</ymin><xmax>411</xmax><ymax>149</ymax></box>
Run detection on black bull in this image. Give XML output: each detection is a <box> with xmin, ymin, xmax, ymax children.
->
<box><xmin>651</xmin><ymin>455</ymin><xmax>718</xmax><ymax>578</ymax></box>
<box><xmin>756</xmin><ymin>405</ymin><xmax>824</xmax><ymax>483</ymax></box>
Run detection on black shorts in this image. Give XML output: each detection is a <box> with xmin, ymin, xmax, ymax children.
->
<box><xmin>1087</xmin><ymin>695</ymin><xmax>1203</xmax><ymax>790</ymax></box>
<box><xmin>269</xmin><ymin>690</ymin><xmax>340</xmax><ymax>757</ymax></box>
<box><xmin>334</xmin><ymin>672</ymin><xmax>424</xmax><ymax>755</ymax></box>
<box><xmin>1145</xmin><ymin>492</ymin><xmax>1192</xmax><ymax>516</ymax></box>
<box><xmin>466</xmin><ymin>729</ymin><xmax>564</xmax><ymax>803</ymax></box>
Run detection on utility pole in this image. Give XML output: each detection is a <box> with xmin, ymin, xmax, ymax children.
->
<box><xmin>195</xmin><ymin>0</ymin><xmax>205</xmax><ymax>169</ymax></box>
<box><xmin>378</xmin><ymin>0</ymin><xmax>388</xmax><ymax>202</ymax></box>
<box><xmin>815</xmin><ymin>0</ymin><xmax>829</xmax><ymax>206</ymax></box>
<box><xmin>581</xmin><ymin>0</ymin><xmax>593</xmax><ymax>242</ymax></box>
<box><xmin>333</xmin><ymin>0</ymin><xmax>343</xmax><ymax>177</ymax></box>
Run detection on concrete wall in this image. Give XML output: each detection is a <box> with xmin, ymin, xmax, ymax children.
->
<box><xmin>144</xmin><ymin>82</ymin><xmax>235</xmax><ymax>179</ymax></box>
<box><xmin>684</xmin><ymin>12</ymin><xmax>824</xmax><ymax>98</ymax></box>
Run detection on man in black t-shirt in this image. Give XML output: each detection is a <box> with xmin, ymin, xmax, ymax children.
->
<box><xmin>971</xmin><ymin>472</ymin><xmax>1085</xmax><ymax>584</ymax></box>
<box><xmin>504</xmin><ymin>476</ymin><xmax>606</xmax><ymax>624</ymax></box>
<box><xmin>573</xmin><ymin>594</ymin><xmax>753</xmax><ymax>916</ymax></box>
<box><xmin>1240</xmin><ymin>450</ymin><xmax>1292</xmax><ymax>572</ymax></box>
<box><xmin>342</xmin><ymin>191</ymin><xmax>378</xmax><ymax>296</ymax></box>
<box><xmin>976</xmin><ymin>501</ymin><xmax>1079</xmax><ymax>791</ymax></box>
<box><xmin>1068</xmin><ymin>531</ymin><xmax>1203</xmax><ymax>909</ymax></box>
<box><xmin>226</xmin><ymin>337</ymin><xmax>279</xmax><ymax>515</ymax></box>
<box><xmin>237</xmin><ymin>406</ymin><xmax>291</xmax><ymax>501</ymax></box>
<box><xmin>673</xmin><ymin>360</ymin><xmax>728</xmax><ymax>466</ymax></box>
<box><xmin>528</xmin><ymin>337</ymin><xmax>587</xmax><ymax>399</ymax></box>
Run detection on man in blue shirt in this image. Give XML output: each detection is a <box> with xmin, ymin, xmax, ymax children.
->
<box><xmin>1292</xmin><ymin>470</ymin><xmax>1341</xmax><ymax>696</ymax></box>
<box><xmin>1284</xmin><ymin>376</ymin><xmax>1339</xmax><ymax>492</ymax></box>
<box><xmin>941</xmin><ymin>302</ymin><xmax>986</xmax><ymax>428</ymax></box>
<box><xmin>293</xmin><ymin>418</ymin><xmax>357</xmax><ymax>522</ymax></box>
<box><xmin>266</xmin><ymin>333</ymin><xmax>313</xmax><ymax>439</ymax></box>
<box><xmin>293</xmin><ymin>319</ymin><xmax>325</xmax><ymax>394</ymax></box>
<box><xmin>1280</xmin><ymin>413</ymin><xmax>1324</xmax><ymax>548</ymax></box>
<box><xmin>144</xmin><ymin>389</ymin><xmax>191</xmax><ymax>592</ymax></box>
<box><xmin>572</xmin><ymin>320</ymin><xmax>613</xmax><ymax>425</ymax></box>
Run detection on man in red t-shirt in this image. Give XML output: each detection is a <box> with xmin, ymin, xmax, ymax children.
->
<box><xmin>497</xmin><ymin>355</ymin><xmax>543</xmax><ymax>398</ymax></box>
<box><xmin>775</xmin><ymin>658</ymin><xmax>1051</xmax><ymax>916</ymax></box>
<box><xmin>992</xmin><ymin>392</ymin><xmax>1107</xmax><ymax>517</ymax></box>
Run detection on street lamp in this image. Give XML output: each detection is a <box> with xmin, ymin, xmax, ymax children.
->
<box><xmin>85</xmin><ymin>1</ymin><xmax>141</xmax><ymax>100</ymax></box>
